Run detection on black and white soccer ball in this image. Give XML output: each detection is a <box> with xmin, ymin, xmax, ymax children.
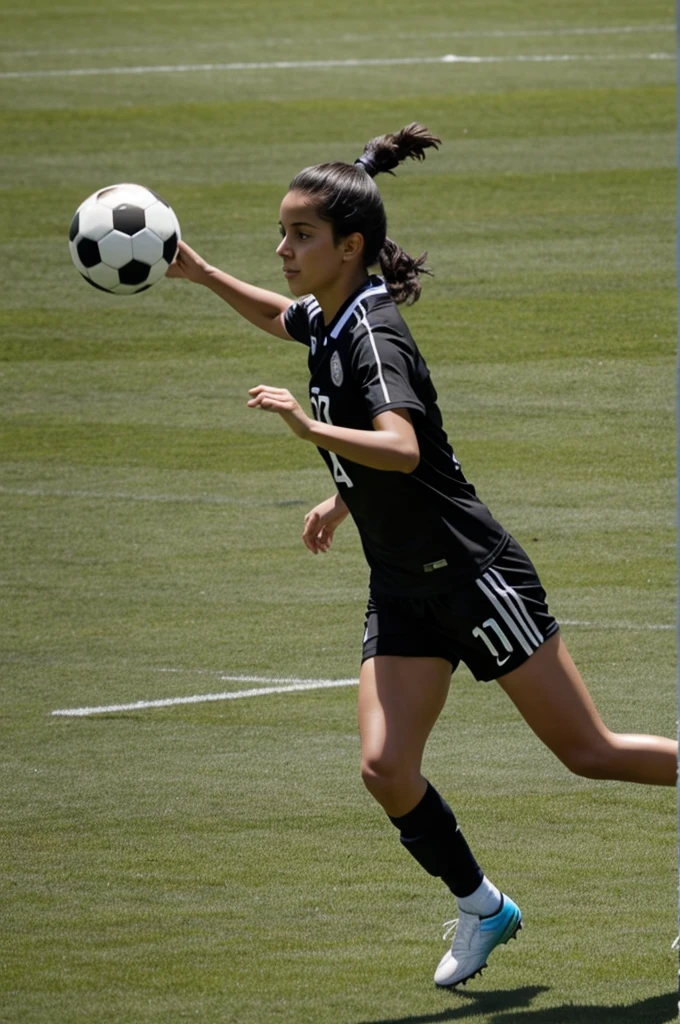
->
<box><xmin>69</xmin><ymin>183</ymin><xmax>181</xmax><ymax>295</ymax></box>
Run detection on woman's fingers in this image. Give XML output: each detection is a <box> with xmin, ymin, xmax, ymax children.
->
<box><xmin>165</xmin><ymin>240</ymin><xmax>211</xmax><ymax>283</ymax></box>
<box><xmin>248</xmin><ymin>385</ymin><xmax>280</xmax><ymax>405</ymax></box>
<box><xmin>248</xmin><ymin>385</ymin><xmax>290</xmax><ymax>401</ymax></box>
<box><xmin>302</xmin><ymin>511</ymin><xmax>334</xmax><ymax>554</ymax></box>
<box><xmin>302</xmin><ymin>512</ymin><xmax>321</xmax><ymax>553</ymax></box>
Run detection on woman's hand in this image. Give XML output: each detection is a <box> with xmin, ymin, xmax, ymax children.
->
<box><xmin>248</xmin><ymin>389</ymin><xmax>420</xmax><ymax>474</ymax></box>
<box><xmin>302</xmin><ymin>494</ymin><xmax>350</xmax><ymax>554</ymax></box>
<box><xmin>166</xmin><ymin>240</ymin><xmax>213</xmax><ymax>285</ymax></box>
<box><xmin>247</xmin><ymin>385</ymin><xmax>312</xmax><ymax>440</ymax></box>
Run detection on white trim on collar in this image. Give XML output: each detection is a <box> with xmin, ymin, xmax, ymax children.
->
<box><xmin>329</xmin><ymin>282</ymin><xmax>388</xmax><ymax>340</ymax></box>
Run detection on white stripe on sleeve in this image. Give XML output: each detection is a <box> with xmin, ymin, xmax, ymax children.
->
<box><xmin>358</xmin><ymin>304</ymin><xmax>391</xmax><ymax>405</ymax></box>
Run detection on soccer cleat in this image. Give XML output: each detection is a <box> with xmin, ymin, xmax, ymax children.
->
<box><xmin>434</xmin><ymin>893</ymin><xmax>522</xmax><ymax>988</ymax></box>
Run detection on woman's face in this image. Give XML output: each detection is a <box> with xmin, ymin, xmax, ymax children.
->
<box><xmin>276</xmin><ymin>190</ymin><xmax>349</xmax><ymax>299</ymax></box>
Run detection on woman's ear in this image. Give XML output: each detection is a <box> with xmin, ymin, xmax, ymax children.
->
<box><xmin>342</xmin><ymin>232</ymin><xmax>365</xmax><ymax>262</ymax></box>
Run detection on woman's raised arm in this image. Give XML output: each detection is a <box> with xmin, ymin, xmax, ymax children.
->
<box><xmin>167</xmin><ymin>240</ymin><xmax>294</xmax><ymax>340</ymax></box>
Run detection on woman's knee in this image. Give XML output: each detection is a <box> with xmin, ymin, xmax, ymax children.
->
<box><xmin>360</xmin><ymin>753</ymin><xmax>414</xmax><ymax>801</ymax></box>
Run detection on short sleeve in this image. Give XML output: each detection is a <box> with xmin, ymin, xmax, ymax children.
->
<box><xmin>350</xmin><ymin>323</ymin><xmax>427</xmax><ymax>420</ymax></box>
<box><xmin>283</xmin><ymin>298</ymin><xmax>314</xmax><ymax>347</ymax></box>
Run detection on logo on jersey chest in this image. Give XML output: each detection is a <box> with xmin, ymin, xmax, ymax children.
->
<box><xmin>330</xmin><ymin>350</ymin><xmax>343</xmax><ymax>387</ymax></box>
<box><xmin>310</xmin><ymin>335</ymin><xmax>318</xmax><ymax>356</ymax></box>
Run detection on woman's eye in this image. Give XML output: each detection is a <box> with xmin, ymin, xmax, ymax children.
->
<box><xmin>278</xmin><ymin>227</ymin><xmax>310</xmax><ymax>241</ymax></box>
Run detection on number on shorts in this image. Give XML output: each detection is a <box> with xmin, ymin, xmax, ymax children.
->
<box><xmin>472</xmin><ymin>618</ymin><xmax>514</xmax><ymax>667</ymax></box>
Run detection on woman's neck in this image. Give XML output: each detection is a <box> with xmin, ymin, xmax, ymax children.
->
<box><xmin>316</xmin><ymin>268</ymin><xmax>370</xmax><ymax>325</ymax></box>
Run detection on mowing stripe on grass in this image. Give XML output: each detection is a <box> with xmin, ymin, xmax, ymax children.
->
<box><xmin>0</xmin><ymin>485</ymin><xmax>304</xmax><ymax>508</ymax></box>
<box><xmin>0</xmin><ymin>51</ymin><xmax>675</xmax><ymax>80</ymax></box>
<box><xmin>50</xmin><ymin>676</ymin><xmax>359</xmax><ymax>716</ymax></box>
<box><xmin>51</xmin><ymin>615</ymin><xmax>673</xmax><ymax>716</ymax></box>
<box><xmin>0</xmin><ymin>25</ymin><xmax>673</xmax><ymax>55</ymax></box>
<box><xmin>393</xmin><ymin>24</ymin><xmax>674</xmax><ymax>41</ymax></box>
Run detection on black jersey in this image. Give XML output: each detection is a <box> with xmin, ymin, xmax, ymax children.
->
<box><xmin>284</xmin><ymin>276</ymin><xmax>508</xmax><ymax>596</ymax></box>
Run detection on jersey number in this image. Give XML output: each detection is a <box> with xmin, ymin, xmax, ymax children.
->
<box><xmin>310</xmin><ymin>394</ymin><xmax>354</xmax><ymax>489</ymax></box>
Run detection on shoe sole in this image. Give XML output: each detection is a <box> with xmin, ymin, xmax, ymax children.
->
<box><xmin>435</xmin><ymin>918</ymin><xmax>523</xmax><ymax>989</ymax></box>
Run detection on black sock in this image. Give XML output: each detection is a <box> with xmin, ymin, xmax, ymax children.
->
<box><xmin>388</xmin><ymin>781</ymin><xmax>483</xmax><ymax>898</ymax></box>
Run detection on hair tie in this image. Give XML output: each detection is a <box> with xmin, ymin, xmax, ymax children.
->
<box><xmin>354</xmin><ymin>154</ymin><xmax>379</xmax><ymax>177</ymax></box>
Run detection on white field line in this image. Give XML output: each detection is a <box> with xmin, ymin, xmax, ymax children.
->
<box><xmin>561</xmin><ymin>619</ymin><xmax>673</xmax><ymax>631</ymax></box>
<box><xmin>51</xmin><ymin>675</ymin><xmax>358</xmax><ymax>716</ymax></box>
<box><xmin>51</xmin><ymin>616</ymin><xmax>674</xmax><ymax>716</ymax></box>
<box><xmin>0</xmin><ymin>51</ymin><xmax>675</xmax><ymax>80</ymax></box>
<box><xmin>1</xmin><ymin>25</ymin><xmax>674</xmax><ymax>58</ymax></box>
<box><xmin>377</xmin><ymin>24</ymin><xmax>675</xmax><ymax>42</ymax></box>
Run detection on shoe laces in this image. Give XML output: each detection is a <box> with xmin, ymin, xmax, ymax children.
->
<box><xmin>442</xmin><ymin>913</ymin><xmax>476</xmax><ymax>947</ymax></box>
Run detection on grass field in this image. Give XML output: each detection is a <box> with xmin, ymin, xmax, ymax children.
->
<box><xmin>0</xmin><ymin>1</ymin><xmax>677</xmax><ymax>1022</ymax></box>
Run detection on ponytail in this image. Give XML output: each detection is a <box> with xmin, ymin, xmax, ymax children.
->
<box><xmin>354</xmin><ymin>122</ymin><xmax>441</xmax><ymax>177</ymax></box>
<box><xmin>354</xmin><ymin>123</ymin><xmax>440</xmax><ymax>306</ymax></box>
<box><xmin>289</xmin><ymin>123</ymin><xmax>440</xmax><ymax>305</ymax></box>
<box><xmin>377</xmin><ymin>237</ymin><xmax>432</xmax><ymax>307</ymax></box>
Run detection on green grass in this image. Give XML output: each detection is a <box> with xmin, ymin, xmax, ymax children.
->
<box><xmin>0</xmin><ymin>1</ymin><xmax>677</xmax><ymax>1021</ymax></box>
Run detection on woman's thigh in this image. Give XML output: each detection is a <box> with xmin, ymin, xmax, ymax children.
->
<box><xmin>496</xmin><ymin>633</ymin><xmax>609</xmax><ymax>758</ymax></box>
<box><xmin>358</xmin><ymin>655</ymin><xmax>452</xmax><ymax>775</ymax></box>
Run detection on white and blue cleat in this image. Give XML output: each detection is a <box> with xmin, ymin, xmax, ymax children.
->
<box><xmin>434</xmin><ymin>893</ymin><xmax>522</xmax><ymax>988</ymax></box>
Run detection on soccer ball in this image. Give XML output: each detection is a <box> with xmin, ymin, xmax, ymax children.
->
<box><xmin>69</xmin><ymin>183</ymin><xmax>181</xmax><ymax>295</ymax></box>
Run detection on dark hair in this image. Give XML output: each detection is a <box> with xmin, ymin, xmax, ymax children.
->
<box><xmin>288</xmin><ymin>123</ymin><xmax>440</xmax><ymax>305</ymax></box>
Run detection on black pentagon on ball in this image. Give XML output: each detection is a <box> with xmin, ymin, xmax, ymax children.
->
<box><xmin>112</xmin><ymin>204</ymin><xmax>146</xmax><ymax>236</ymax></box>
<box><xmin>118</xmin><ymin>260</ymin><xmax>151</xmax><ymax>286</ymax></box>
<box><xmin>77</xmin><ymin>236</ymin><xmax>101</xmax><ymax>268</ymax></box>
<box><xmin>163</xmin><ymin>232</ymin><xmax>179</xmax><ymax>264</ymax></box>
<box><xmin>69</xmin><ymin>212</ymin><xmax>79</xmax><ymax>242</ymax></box>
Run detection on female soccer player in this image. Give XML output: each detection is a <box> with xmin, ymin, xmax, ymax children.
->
<box><xmin>167</xmin><ymin>124</ymin><xmax>677</xmax><ymax>988</ymax></box>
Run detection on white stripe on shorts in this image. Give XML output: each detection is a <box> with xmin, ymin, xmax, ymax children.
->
<box><xmin>486</xmin><ymin>567</ymin><xmax>544</xmax><ymax>646</ymax></box>
<box><xmin>475</xmin><ymin>568</ymin><xmax>543</xmax><ymax>656</ymax></box>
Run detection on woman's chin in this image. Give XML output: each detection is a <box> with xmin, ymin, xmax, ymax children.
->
<box><xmin>285</xmin><ymin>274</ymin><xmax>307</xmax><ymax>297</ymax></box>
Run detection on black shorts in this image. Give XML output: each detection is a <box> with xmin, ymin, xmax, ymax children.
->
<box><xmin>362</xmin><ymin>537</ymin><xmax>559</xmax><ymax>681</ymax></box>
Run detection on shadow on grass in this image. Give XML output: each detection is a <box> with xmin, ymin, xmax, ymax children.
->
<box><xmin>356</xmin><ymin>988</ymin><xmax>677</xmax><ymax>1024</ymax></box>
